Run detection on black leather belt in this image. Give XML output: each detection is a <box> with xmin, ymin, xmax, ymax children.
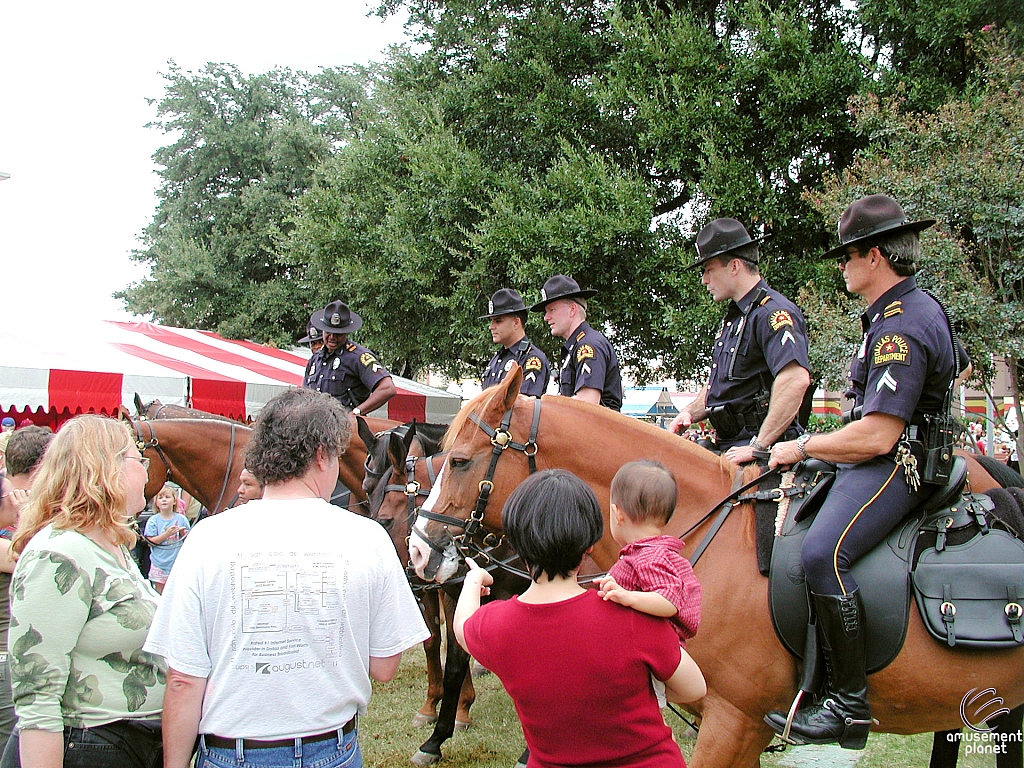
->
<box><xmin>204</xmin><ymin>718</ymin><xmax>356</xmax><ymax>750</ymax></box>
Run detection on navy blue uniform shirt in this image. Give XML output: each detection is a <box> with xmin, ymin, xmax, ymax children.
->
<box><xmin>706</xmin><ymin>279</ymin><xmax>810</xmax><ymax>420</ymax></box>
<box><xmin>482</xmin><ymin>338</ymin><xmax>550</xmax><ymax>397</ymax></box>
<box><xmin>303</xmin><ymin>341</ymin><xmax>391</xmax><ymax>408</ymax></box>
<box><xmin>847</xmin><ymin>277</ymin><xmax>968</xmax><ymax>425</ymax></box>
<box><xmin>557</xmin><ymin>322</ymin><xmax>623</xmax><ymax>411</ymax></box>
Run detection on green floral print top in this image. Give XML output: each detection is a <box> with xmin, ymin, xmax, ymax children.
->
<box><xmin>9</xmin><ymin>525</ymin><xmax>166</xmax><ymax>731</ymax></box>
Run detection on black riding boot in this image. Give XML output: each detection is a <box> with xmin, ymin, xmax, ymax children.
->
<box><xmin>765</xmin><ymin>591</ymin><xmax>872</xmax><ymax>749</ymax></box>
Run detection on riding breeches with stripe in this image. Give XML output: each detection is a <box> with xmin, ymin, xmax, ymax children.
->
<box><xmin>801</xmin><ymin>456</ymin><xmax>933</xmax><ymax>597</ymax></box>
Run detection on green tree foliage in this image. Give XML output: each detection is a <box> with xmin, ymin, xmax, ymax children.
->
<box><xmin>119</xmin><ymin>62</ymin><xmax>370</xmax><ymax>344</ymax></box>
<box><xmin>809</xmin><ymin>34</ymin><xmax>1024</xmax><ymax>419</ymax></box>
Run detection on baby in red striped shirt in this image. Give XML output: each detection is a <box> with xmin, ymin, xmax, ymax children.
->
<box><xmin>598</xmin><ymin>460</ymin><xmax>703</xmax><ymax>706</ymax></box>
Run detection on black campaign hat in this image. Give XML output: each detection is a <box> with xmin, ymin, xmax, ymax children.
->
<box><xmin>297</xmin><ymin>312</ymin><xmax>323</xmax><ymax>344</ymax></box>
<box><xmin>529</xmin><ymin>275</ymin><xmax>598</xmax><ymax>312</ymax></box>
<box><xmin>310</xmin><ymin>300</ymin><xmax>363</xmax><ymax>335</ymax></box>
<box><xmin>821</xmin><ymin>194</ymin><xmax>935</xmax><ymax>261</ymax></box>
<box><xmin>686</xmin><ymin>218</ymin><xmax>769</xmax><ymax>270</ymax></box>
<box><xmin>479</xmin><ymin>288</ymin><xmax>529</xmax><ymax>319</ymax></box>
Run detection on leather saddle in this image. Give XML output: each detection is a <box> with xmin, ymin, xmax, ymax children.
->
<box><xmin>767</xmin><ymin>456</ymin><xmax>994</xmax><ymax>673</ymax></box>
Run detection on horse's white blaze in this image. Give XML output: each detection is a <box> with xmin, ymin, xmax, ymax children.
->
<box><xmin>410</xmin><ymin>464</ymin><xmax>461</xmax><ymax>582</ymax></box>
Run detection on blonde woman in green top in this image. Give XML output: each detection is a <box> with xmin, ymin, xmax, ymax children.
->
<box><xmin>3</xmin><ymin>416</ymin><xmax>165</xmax><ymax>768</ymax></box>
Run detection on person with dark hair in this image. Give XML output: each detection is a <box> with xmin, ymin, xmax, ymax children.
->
<box><xmin>479</xmin><ymin>288</ymin><xmax>549</xmax><ymax>397</ymax></box>
<box><xmin>145</xmin><ymin>388</ymin><xmax>428</xmax><ymax>768</ymax></box>
<box><xmin>297</xmin><ymin>312</ymin><xmax>324</xmax><ymax>355</ymax></box>
<box><xmin>597</xmin><ymin>461</ymin><xmax>702</xmax><ymax>706</ymax></box>
<box><xmin>3</xmin><ymin>426</ymin><xmax>52</xmax><ymax>481</ymax></box>
<box><xmin>302</xmin><ymin>300</ymin><xmax>397</xmax><ymax>417</ymax></box>
<box><xmin>454</xmin><ymin>469</ymin><xmax>705</xmax><ymax>768</ymax></box>
<box><xmin>530</xmin><ymin>276</ymin><xmax>623</xmax><ymax>411</ymax></box>
<box><xmin>670</xmin><ymin>218</ymin><xmax>811</xmax><ymax>464</ymax></box>
<box><xmin>233</xmin><ymin>468</ymin><xmax>264</xmax><ymax>505</ymax></box>
<box><xmin>764</xmin><ymin>195</ymin><xmax>973</xmax><ymax>749</ymax></box>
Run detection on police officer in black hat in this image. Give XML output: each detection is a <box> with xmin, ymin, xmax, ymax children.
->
<box><xmin>480</xmin><ymin>289</ymin><xmax>550</xmax><ymax>397</ymax></box>
<box><xmin>302</xmin><ymin>300</ymin><xmax>397</xmax><ymax>416</ymax></box>
<box><xmin>669</xmin><ymin>218</ymin><xmax>811</xmax><ymax>464</ymax></box>
<box><xmin>531</xmin><ymin>275</ymin><xmax>622</xmax><ymax>411</ymax></box>
<box><xmin>764</xmin><ymin>195</ymin><xmax>972</xmax><ymax>749</ymax></box>
<box><xmin>297</xmin><ymin>313</ymin><xmax>324</xmax><ymax>355</ymax></box>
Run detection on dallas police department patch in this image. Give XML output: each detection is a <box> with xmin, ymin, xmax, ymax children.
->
<box><xmin>359</xmin><ymin>353</ymin><xmax>377</xmax><ymax>368</ymax></box>
<box><xmin>576</xmin><ymin>344</ymin><xmax>596</xmax><ymax>362</ymax></box>
<box><xmin>524</xmin><ymin>356</ymin><xmax>543</xmax><ymax>372</ymax></box>
<box><xmin>769</xmin><ymin>310</ymin><xmax>794</xmax><ymax>332</ymax></box>
<box><xmin>872</xmin><ymin>334</ymin><xmax>910</xmax><ymax>366</ymax></box>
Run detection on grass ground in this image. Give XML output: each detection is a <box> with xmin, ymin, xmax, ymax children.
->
<box><xmin>361</xmin><ymin>648</ymin><xmax>1005</xmax><ymax>768</ymax></box>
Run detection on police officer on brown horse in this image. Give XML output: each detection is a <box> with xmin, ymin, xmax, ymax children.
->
<box><xmin>303</xmin><ymin>300</ymin><xmax>397</xmax><ymax>416</ymax></box>
<box><xmin>764</xmin><ymin>195</ymin><xmax>972</xmax><ymax>749</ymax></box>
<box><xmin>480</xmin><ymin>288</ymin><xmax>550</xmax><ymax>397</ymax></box>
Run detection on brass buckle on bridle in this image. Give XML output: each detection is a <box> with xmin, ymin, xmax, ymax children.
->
<box><xmin>491</xmin><ymin>430</ymin><xmax>512</xmax><ymax>449</ymax></box>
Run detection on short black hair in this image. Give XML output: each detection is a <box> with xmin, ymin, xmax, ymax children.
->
<box><xmin>501</xmin><ymin>469</ymin><xmax>603</xmax><ymax>582</ymax></box>
<box><xmin>5</xmin><ymin>426</ymin><xmax>54</xmax><ymax>477</ymax></box>
<box><xmin>245</xmin><ymin>388</ymin><xmax>352</xmax><ymax>485</ymax></box>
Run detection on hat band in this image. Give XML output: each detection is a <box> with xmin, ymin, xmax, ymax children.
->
<box><xmin>697</xmin><ymin>233</ymin><xmax>753</xmax><ymax>257</ymax></box>
<box><xmin>842</xmin><ymin>217</ymin><xmax>910</xmax><ymax>244</ymax></box>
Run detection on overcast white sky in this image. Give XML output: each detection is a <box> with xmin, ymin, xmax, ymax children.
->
<box><xmin>0</xmin><ymin>1</ymin><xmax>407</xmax><ymax>332</ymax></box>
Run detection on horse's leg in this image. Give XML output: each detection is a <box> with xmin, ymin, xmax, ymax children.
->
<box><xmin>412</xmin><ymin>590</ymin><xmax>444</xmax><ymax>727</ymax></box>
<box><xmin>689</xmin><ymin>698</ymin><xmax>774</xmax><ymax>768</ymax></box>
<box><xmin>410</xmin><ymin>633</ymin><xmax>473</xmax><ymax>766</ymax></box>
<box><xmin>440</xmin><ymin>590</ymin><xmax>476</xmax><ymax>728</ymax></box>
<box><xmin>929</xmin><ymin>730</ymin><xmax>960</xmax><ymax>768</ymax></box>
<box><xmin>994</xmin><ymin>705</ymin><xmax>1023</xmax><ymax>768</ymax></box>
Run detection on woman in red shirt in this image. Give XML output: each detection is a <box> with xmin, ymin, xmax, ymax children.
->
<box><xmin>454</xmin><ymin>469</ymin><xmax>706</xmax><ymax>768</ymax></box>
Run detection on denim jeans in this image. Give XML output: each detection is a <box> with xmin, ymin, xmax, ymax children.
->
<box><xmin>197</xmin><ymin>730</ymin><xmax>361</xmax><ymax>768</ymax></box>
<box><xmin>0</xmin><ymin>719</ymin><xmax>162</xmax><ymax>768</ymax></box>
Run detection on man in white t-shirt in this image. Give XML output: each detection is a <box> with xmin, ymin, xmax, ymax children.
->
<box><xmin>145</xmin><ymin>388</ymin><xmax>429</xmax><ymax>768</ymax></box>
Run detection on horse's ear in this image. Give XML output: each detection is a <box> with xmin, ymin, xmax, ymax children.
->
<box><xmin>356</xmin><ymin>415</ymin><xmax>377</xmax><ymax>453</ymax></box>
<box><xmin>403</xmin><ymin>420</ymin><xmax>417</xmax><ymax>453</ymax></box>
<box><xmin>498</xmin><ymin>363</ymin><xmax>523</xmax><ymax>412</ymax></box>
<box><xmin>388</xmin><ymin>429</ymin><xmax>410</xmax><ymax>469</ymax></box>
<box><xmin>134</xmin><ymin>393</ymin><xmax>144</xmax><ymax>416</ymax></box>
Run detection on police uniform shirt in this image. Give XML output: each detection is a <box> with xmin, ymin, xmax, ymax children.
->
<box><xmin>558</xmin><ymin>322</ymin><xmax>623</xmax><ymax>411</ymax></box>
<box><xmin>706</xmin><ymin>279</ymin><xmax>810</xmax><ymax>413</ymax></box>
<box><xmin>481</xmin><ymin>339</ymin><xmax>550</xmax><ymax>397</ymax></box>
<box><xmin>303</xmin><ymin>341</ymin><xmax>391</xmax><ymax>407</ymax></box>
<box><xmin>847</xmin><ymin>277</ymin><xmax>968</xmax><ymax>425</ymax></box>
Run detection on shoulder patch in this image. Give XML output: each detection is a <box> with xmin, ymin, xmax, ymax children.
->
<box><xmin>575</xmin><ymin>330</ymin><xmax>587</xmax><ymax>342</ymax></box>
<box><xmin>769</xmin><ymin>310</ymin><xmax>794</xmax><ymax>332</ymax></box>
<box><xmin>359</xmin><ymin>352</ymin><xmax>378</xmax><ymax>368</ymax></box>
<box><xmin>524</xmin><ymin>355</ymin><xmax>543</xmax><ymax>372</ymax></box>
<box><xmin>872</xmin><ymin>334</ymin><xmax>911</xmax><ymax>366</ymax></box>
<box><xmin>883</xmin><ymin>301</ymin><xmax>904</xmax><ymax>319</ymax></box>
<box><xmin>576</xmin><ymin>344</ymin><xmax>596</xmax><ymax>362</ymax></box>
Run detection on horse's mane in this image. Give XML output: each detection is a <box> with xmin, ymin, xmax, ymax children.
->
<box><xmin>442</xmin><ymin>386</ymin><xmax>505</xmax><ymax>451</ymax></box>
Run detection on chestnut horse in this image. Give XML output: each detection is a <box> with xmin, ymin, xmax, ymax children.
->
<box><xmin>409</xmin><ymin>367</ymin><xmax>1024</xmax><ymax>768</ymax></box>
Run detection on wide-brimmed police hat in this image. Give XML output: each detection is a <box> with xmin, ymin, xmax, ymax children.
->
<box><xmin>310</xmin><ymin>300</ymin><xmax>363</xmax><ymax>335</ymax></box>
<box><xmin>686</xmin><ymin>218</ymin><xmax>770</xmax><ymax>270</ymax></box>
<box><xmin>529</xmin><ymin>275</ymin><xmax>598</xmax><ymax>312</ymax></box>
<box><xmin>297</xmin><ymin>312</ymin><xmax>323</xmax><ymax>344</ymax></box>
<box><xmin>821</xmin><ymin>194</ymin><xmax>935</xmax><ymax>261</ymax></box>
<box><xmin>479</xmin><ymin>288</ymin><xmax>529</xmax><ymax>319</ymax></box>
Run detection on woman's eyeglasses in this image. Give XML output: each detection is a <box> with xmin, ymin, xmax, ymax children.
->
<box><xmin>126</xmin><ymin>456</ymin><xmax>151</xmax><ymax>470</ymax></box>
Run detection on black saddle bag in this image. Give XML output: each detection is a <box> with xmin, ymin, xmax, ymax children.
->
<box><xmin>912</xmin><ymin>495</ymin><xmax>1024</xmax><ymax>649</ymax></box>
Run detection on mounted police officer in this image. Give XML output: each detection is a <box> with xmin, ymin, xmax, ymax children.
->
<box><xmin>669</xmin><ymin>218</ymin><xmax>811</xmax><ymax>465</ymax></box>
<box><xmin>302</xmin><ymin>300</ymin><xmax>397</xmax><ymax>416</ymax></box>
<box><xmin>530</xmin><ymin>275</ymin><xmax>623</xmax><ymax>411</ymax></box>
<box><xmin>480</xmin><ymin>288</ymin><xmax>550</xmax><ymax>397</ymax></box>
<box><xmin>297</xmin><ymin>313</ymin><xmax>324</xmax><ymax>356</ymax></box>
<box><xmin>764</xmin><ymin>195</ymin><xmax>972</xmax><ymax>749</ymax></box>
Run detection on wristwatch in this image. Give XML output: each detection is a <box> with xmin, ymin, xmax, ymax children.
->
<box><xmin>749</xmin><ymin>437</ymin><xmax>767</xmax><ymax>452</ymax></box>
<box><xmin>796</xmin><ymin>433</ymin><xmax>811</xmax><ymax>460</ymax></box>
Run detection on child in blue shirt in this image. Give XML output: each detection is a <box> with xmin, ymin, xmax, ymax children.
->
<box><xmin>144</xmin><ymin>484</ymin><xmax>190</xmax><ymax>593</ymax></box>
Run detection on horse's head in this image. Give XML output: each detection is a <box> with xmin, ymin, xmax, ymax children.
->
<box><xmin>128</xmin><ymin>418</ymin><xmax>171</xmax><ymax>501</ymax></box>
<box><xmin>409</xmin><ymin>365</ymin><xmax>534</xmax><ymax>582</ymax></box>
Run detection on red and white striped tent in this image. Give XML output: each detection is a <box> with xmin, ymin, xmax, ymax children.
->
<box><xmin>0</xmin><ymin>320</ymin><xmax>462</xmax><ymax>429</ymax></box>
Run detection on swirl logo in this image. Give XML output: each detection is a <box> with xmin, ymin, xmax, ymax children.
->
<box><xmin>961</xmin><ymin>688</ymin><xmax>1010</xmax><ymax>733</ymax></box>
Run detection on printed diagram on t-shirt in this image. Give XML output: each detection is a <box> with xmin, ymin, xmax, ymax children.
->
<box><xmin>238</xmin><ymin>554</ymin><xmax>345</xmax><ymax>657</ymax></box>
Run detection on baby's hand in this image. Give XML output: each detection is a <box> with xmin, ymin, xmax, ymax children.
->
<box><xmin>597</xmin><ymin>575</ymin><xmax>627</xmax><ymax>604</ymax></box>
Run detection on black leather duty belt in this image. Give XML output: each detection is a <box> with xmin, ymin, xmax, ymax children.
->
<box><xmin>204</xmin><ymin>718</ymin><xmax>356</xmax><ymax>750</ymax></box>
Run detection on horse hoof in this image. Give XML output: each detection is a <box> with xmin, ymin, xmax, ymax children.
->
<box><xmin>411</xmin><ymin>713</ymin><xmax>438</xmax><ymax>727</ymax></box>
<box><xmin>454</xmin><ymin>719</ymin><xmax>471</xmax><ymax>732</ymax></box>
<box><xmin>411</xmin><ymin>750</ymin><xmax>442</xmax><ymax>766</ymax></box>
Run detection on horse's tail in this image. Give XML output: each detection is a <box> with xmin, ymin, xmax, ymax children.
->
<box><xmin>975</xmin><ymin>453</ymin><xmax>1024</xmax><ymax>489</ymax></box>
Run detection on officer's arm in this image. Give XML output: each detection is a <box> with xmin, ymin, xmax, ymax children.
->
<box><xmin>755</xmin><ymin>362</ymin><xmax>811</xmax><ymax>446</ymax></box>
<box><xmin>770</xmin><ymin>412</ymin><xmax>905</xmax><ymax>467</ymax></box>
<box><xmin>573</xmin><ymin>387</ymin><xmax>602</xmax><ymax>405</ymax></box>
<box><xmin>955</xmin><ymin>361</ymin><xmax>973</xmax><ymax>391</ymax></box>
<box><xmin>358</xmin><ymin>377</ymin><xmax>397</xmax><ymax>415</ymax></box>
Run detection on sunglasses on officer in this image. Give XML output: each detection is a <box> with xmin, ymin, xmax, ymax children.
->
<box><xmin>837</xmin><ymin>248</ymin><xmax>863</xmax><ymax>267</ymax></box>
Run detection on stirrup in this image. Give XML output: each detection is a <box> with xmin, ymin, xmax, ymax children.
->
<box><xmin>779</xmin><ymin>690</ymin><xmax>806</xmax><ymax>744</ymax></box>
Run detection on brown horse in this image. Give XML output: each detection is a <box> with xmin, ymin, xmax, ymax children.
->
<box><xmin>409</xmin><ymin>366</ymin><xmax>1024</xmax><ymax>768</ymax></box>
